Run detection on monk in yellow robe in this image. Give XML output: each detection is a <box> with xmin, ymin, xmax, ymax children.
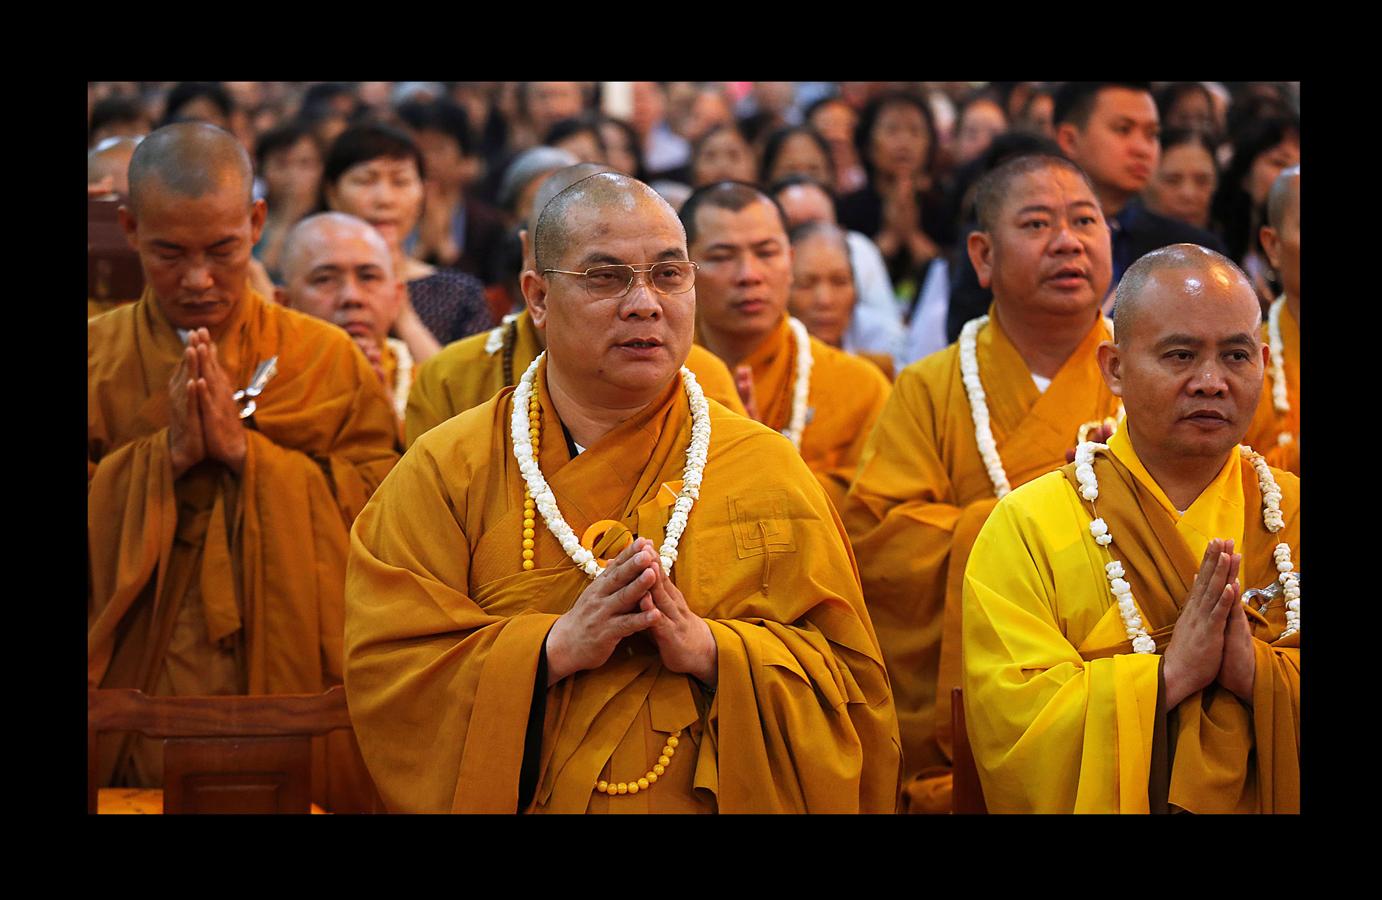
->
<box><xmin>88</xmin><ymin>124</ymin><xmax>399</xmax><ymax>812</ymax></box>
<box><xmin>1244</xmin><ymin>166</ymin><xmax>1300</xmax><ymax>474</ymax></box>
<box><xmin>346</xmin><ymin>173</ymin><xmax>901</xmax><ymax>813</ymax></box>
<box><xmin>683</xmin><ymin>182</ymin><xmax>891</xmax><ymax>509</ymax></box>
<box><xmin>963</xmin><ymin>244</ymin><xmax>1299</xmax><ymax>813</ymax></box>
<box><xmin>841</xmin><ymin>155</ymin><xmax>1122</xmax><ymax>812</ymax></box>
<box><xmin>406</xmin><ymin>164</ymin><xmax>745</xmax><ymax>447</ymax></box>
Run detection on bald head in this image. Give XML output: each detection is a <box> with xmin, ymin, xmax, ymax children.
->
<box><xmin>281</xmin><ymin>212</ymin><xmax>394</xmax><ymax>284</ymax></box>
<box><xmin>1113</xmin><ymin>244</ymin><xmax>1258</xmax><ymax>346</ymax></box>
<box><xmin>528</xmin><ymin>162</ymin><xmax>618</xmax><ymax>232</ymax></box>
<box><xmin>1267</xmin><ymin>165</ymin><xmax>1300</xmax><ymax>231</ymax></box>
<box><xmin>127</xmin><ymin>122</ymin><xmax>253</xmax><ymax>216</ymax></box>
<box><xmin>88</xmin><ymin>137</ymin><xmax>141</xmax><ymax>195</ymax></box>
<box><xmin>278</xmin><ymin>212</ymin><xmax>402</xmax><ymax>342</ymax></box>
<box><xmin>533</xmin><ymin>172</ymin><xmax>683</xmax><ymax>272</ymax></box>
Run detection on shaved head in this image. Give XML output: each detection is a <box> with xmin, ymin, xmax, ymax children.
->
<box><xmin>88</xmin><ymin>137</ymin><xmax>141</xmax><ymax>194</ymax></box>
<box><xmin>127</xmin><ymin>121</ymin><xmax>254</xmax><ymax>216</ymax></box>
<box><xmin>1113</xmin><ymin>244</ymin><xmax>1258</xmax><ymax>346</ymax></box>
<box><xmin>281</xmin><ymin>211</ymin><xmax>394</xmax><ymax>283</ymax></box>
<box><xmin>527</xmin><ymin>162</ymin><xmax>617</xmax><ymax>232</ymax></box>
<box><xmin>533</xmin><ymin>172</ymin><xmax>683</xmax><ymax>272</ymax></box>
<box><xmin>1267</xmin><ymin>165</ymin><xmax>1300</xmax><ymax>231</ymax></box>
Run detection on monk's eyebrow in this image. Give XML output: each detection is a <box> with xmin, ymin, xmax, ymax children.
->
<box><xmin>1220</xmin><ymin>333</ymin><xmax>1257</xmax><ymax>348</ymax></box>
<box><xmin>1016</xmin><ymin>204</ymin><xmax>1054</xmax><ymax>217</ymax></box>
<box><xmin>1154</xmin><ymin>333</ymin><xmax>1202</xmax><ymax>350</ymax></box>
<box><xmin>574</xmin><ymin>252</ymin><xmax>625</xmax><ymax>268</ymax></box>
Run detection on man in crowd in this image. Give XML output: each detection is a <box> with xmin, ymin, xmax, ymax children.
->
<box><xmin>345</xmin><ymin>172</ymin><xmax>900</xmax><ymax>813</ymax></box>
<box><xmin>1244</xmin><ymin>166</ymin><xmax>1299</xmax><ymax>473</ymax></box>
<box><xmin>686</xmin><ymin>181</ymin><xmax>892</xmax><ymax>508</ymax></box>
<box><xmin>842</xmin><ymin>155</ymin><xmax>1124</xmax><ymax>812</ymax></box>
<box><xmin>962</xmin><ymin>244</ymin><xmax>1299</xmax><ymax>813</ymax></box>
<box><xmin>88</xmin><ymin>123</ymin><xmax>399</xmax><ymax>812</ymax></box>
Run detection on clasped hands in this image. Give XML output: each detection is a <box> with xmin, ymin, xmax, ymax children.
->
<box><xmin>1162</xmin><ymin>538</ymin><xmax>1257</xmax><ymax>708</ymax></box>
<box><xmin>168</xmin><ymin>328</ymin><xmax>248</xmax><ymax>479</ymax></box>
<box><xmin>545</xmin><ymin>537</ymin><xmax>717</xmax><ymax>689</ymax></box>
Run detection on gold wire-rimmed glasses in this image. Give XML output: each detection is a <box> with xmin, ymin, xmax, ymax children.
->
<box><xmin>542</xmin><ymin>261</ymin><xmax>699</xmax><ymax>300</ymax></box>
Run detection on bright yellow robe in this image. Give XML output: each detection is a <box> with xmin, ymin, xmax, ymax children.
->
<box><xmin>405</xmin><ymin>309</ymin><xmax>746</xmax><ymax>447</ymax></box>
<box><xmin>962</xmin><ymin>426</ymin><xmax>1300</xmax><ymax>813</ymax></box>
<box><xmin>1244</xmin><ymin>301</ymin><xmax>1299</xmax><ymax>475</ymax></box>
<box><xmin>346</xmin><ymin>361</ymin><xmax>901</xmax><ymax>813</ymax></box>
<box><xmin>88</xmin><ymin>288</ymin><xmax>400</xmax><ymax>812</ymax></box>
<box><xmin>728</xmin><ymin>316</ymin><xmax>892</xmax><ymax>510</ymax></box>
<box><xmin>841</xmin><ymin>312</ymin><xmax>1120</xmax><ymax>812</ymax></box>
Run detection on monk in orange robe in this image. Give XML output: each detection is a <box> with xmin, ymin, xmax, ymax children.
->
<box><xmin>346</xmin><ymin>173</ymin><xmax>900</xmax><ymax>813</ymax></box>
<box><xmin>683</xmin><ymin>182</ymin><xmax>891</xmax><ymax>509</ymax></box>
<box><xmin>841</xmin><ymin>155</ymin><xmax>1124</xmax><ymax>812</ymax></box>
<box><xmin>88</xmin><ymin>124</ymin><xmax>399</xmax><ymax>813</ymax></box>
<box><xmin>963</xmin><ymin>244</ymin><xmax>1298</xmax><ymax>812</ymax></box>
<box><xmin>1244</xmin><ymin>167</ymin><xmax>1300</xmax><ymax>474</ymax></box>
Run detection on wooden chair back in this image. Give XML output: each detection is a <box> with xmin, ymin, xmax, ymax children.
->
<box><xmin>88</xmin><ymin>686</ymin><xmax>353</xmax><ymax>814</ymax></box>
<box><xmin>951</xmin><ymin>687</ymin><xmax>988</xmax><ymax>814</ymax></box>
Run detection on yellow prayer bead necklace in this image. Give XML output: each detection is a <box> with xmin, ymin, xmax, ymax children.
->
<box><xmin>594</xmin><ymin>730</ymin><xmax>682</xmax><ymax>797</ymax></box>
<box><xmin>521</xmin><ymin>392</ymin><xmax>541</xmax><ymax>570</ymax></box>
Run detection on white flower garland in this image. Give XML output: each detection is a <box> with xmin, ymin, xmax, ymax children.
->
<box><xmin>960</xmin><ymin>314</ymin><xmax>1122</xmax><ymax>500</ymax></box>
<box><xmin>387</xmin><ymin>337</ymin><xmax>413</xmax><ymax>421</ymax></box>
<box><xmin>783</xmin><ymin>316</ymin><xmax>814</xmax><ymax>450</ymax></box>
<box><xmin>511</xmin><ymin>351</ymin><xmax>711</xmax><ymax>579</ymax></box>
<box><xmin>1267</xmin><ymin>297</ymin><xmax>1293</xmax><ymax>445</ymax></box>
<box><xmin>1073</xmin><ymin>441</ymin><xmax>1301</xmax><ymax>651</ymax></box>
<box><xmin>485</xmin><ymin>312</ymin><xmax>522</xmax><ymax>355</ymax></box>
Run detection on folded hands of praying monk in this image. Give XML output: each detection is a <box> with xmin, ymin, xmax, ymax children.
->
<box><xmin>168</xmin><ymin>327</ymin><xmax>247</xmax><ymax>478</ymax></box>
<box><xmin>1161</xmin><ymin>538</ymin><xmax>1257</xmax><ymax>709</ymax></box>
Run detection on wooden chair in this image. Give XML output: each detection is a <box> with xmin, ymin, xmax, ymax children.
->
<box><xmin>950</xmin><ymin>687</ymin><xmax>988</xmax><ymax>815</ymax></box>
<box><xmin>88</xmin><ymin>686</ymin><xmax>353</xmax><ymax>814</ymax></box>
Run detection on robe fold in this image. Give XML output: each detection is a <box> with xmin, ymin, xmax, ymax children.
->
<box><xmin>841</xmin><ymin>311</ymin><xmax>1119</xmax><ymax>812</ymax></box>
<box><xmin>730</xmin><ymin>316</ymin><xmax>892</xmax><ymax>510</ymax></box>
<box><xmin>962</xmin><ymin>425</ymin><xmax>1300</xmax><ymax>813</ymax></box>
<box><xmin>405</xmin><ymin>309</ymin><xmax>746</xmax><ymax>447</ymax></box>
<box><xmin>88</xmin><ymin>288</ymin><xmax>401</xmax><ymax>812</ymax></box>
<box><xmin>346</xmin><ymin>359</ymin><xmax>901</xmax><ymax>813</ymax></box>
<box><xmin>1244</xmin><ymin>301</ymin><xmax>1300</xmax><ymax>475</ymax></box>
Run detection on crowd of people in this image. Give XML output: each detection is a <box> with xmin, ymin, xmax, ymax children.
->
<box><xmin>87</xmin><ymin>81</ymin><xmax>1300</xmax><ymax>814</ymax></box>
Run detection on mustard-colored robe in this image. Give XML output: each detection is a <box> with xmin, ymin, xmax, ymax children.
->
<box><xmin>841</xmin><ymin>312</ymin><xmax>1120</xmax><ymax>812</ymax></box>
<box><xmin>962</xmin><ymin>426</ymin><xmax>1300</xmax><ymax>813</ymax></box>
<box><xmin>1244</xmin><ymin>301</ymin><xmax>1299</xmax><ymax>475</ymax></box>
<box><xmin>346</xmin><ymin>361</ymin><xmax>901</xmax><ymax>813</ymax></box>
<box><xmin>88</xmin><ymin>288</ymin><xmax>401</xmax><ymax>812</ymax></box>
<box><xmin>406</xmin><ymin>309</ymin><xmax>746</xmax><ymax>447</ymax></box>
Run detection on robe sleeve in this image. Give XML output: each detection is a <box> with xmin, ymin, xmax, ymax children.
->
<box><xmin>961</xmin><ymin>481</ymin><xmax>1161</xmax><ymax>813</ymax></box>
<box><xmin>403</xmin><ymin>355</ymin><xmax>451</xmax><ymax>450</ymax></box>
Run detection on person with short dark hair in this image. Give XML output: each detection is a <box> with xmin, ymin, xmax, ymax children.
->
<box><xmin>251</xmin><ymin>121</ymin><xmax>324</xmax><ymax>283</ymax></box>
<box><xmin>90</xmin><ymin>96</ymin><xmax>152</xmax><ymax>148</ymax></box>
<box><xmin>760</xmin><ymin>125</ymin><xmax>835</xmax><ymax>189</ymax></box>
<box><xmin>160</xmin><ymin>81</ymin><xmax>234</xmax><ymax>130</ymax></box>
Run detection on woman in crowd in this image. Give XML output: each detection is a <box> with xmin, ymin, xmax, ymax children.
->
<box><xmin>689</xmin><ymin>123</ymin><xmax>757</xmax><ymax>187</ymax></box>
<box><xmin>1143</xmin><ymin>128</ymin><xmax>1218</xmax><ymax>232</ymax></box>
<box><xmin>253</xmin><ymin>121</ymin><xmax>324</xmax><ymax>284</ymax></box>
<box><xmin>789</xmin><ymin>222</ymin><xmax>894</xmax><ymax>379</ymax></box>
<box><xmin>1211</xmin><ymin>112</ymin><xmax>1300</xmax><ymax>304</ymax></box>
<box><xmin>760</xmin><ymin>125</ymin><xmax>836</xmax><ymax>190</ymax></box>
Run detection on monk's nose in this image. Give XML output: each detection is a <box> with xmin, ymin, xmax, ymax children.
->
<box><xmin>181</xmin><ymin>263</ymin><xmax>214</xmax><ymax>293</ymax></box>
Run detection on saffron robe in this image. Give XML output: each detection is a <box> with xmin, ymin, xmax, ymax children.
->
<box><xmin>346</xmin><ymin>361</ymin><xmax>901</xmax><ymax>813</ymax></box>
<box><xmin>962</xmin><ymin>426</ymin><xmax>1300</xmax><ymax>813</ymax></box>
<box><xmin>1244</xmin><ymin>301</ymin><xmax>1300</xmax><ymax>475</ymax></box>
<box><xmin>405</xmin><ymin>309</ymin><xmax>746</xmax><ymax>448</ymax></box>
<box><xmin>841</xmin><ymin>312</ymin><xmax>1119</xmax><ymax>812</ymax></box>
<box><xmin>88</xmin><ymin>288</ymin><xmax>401</xmax><ymax>813</ymax></box>
<box><xmin>728</xmin><ymin>316</ymin><xmax>892</xmax><ymax>510</ymax></box>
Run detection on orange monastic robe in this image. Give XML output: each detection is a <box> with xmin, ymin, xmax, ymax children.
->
<box><xmin>728</xmin><ymin>316</ymin><xmax>892</xmax><ymax>509</ymax></box>
<box><xmin>88</xmin><ymin>288</ymin><xmax>400</xmax><ymax>812</ymax></box>
<box><xmin>1244</xmin><ymin>300</ymin><xmax>1299</xmax><ymax>474</ymax></box>
<box><xmin>346</xmin><ymin>361</ymin><xmax>901</xmax><ymax>813</ymax></box>
<box><xmin>406</xmin><ymin>310</ymin><xmax>746</xmax><ymax>447</ymax></box>
<box><xmin>841</xmin><ymin>311</ymin><xmax>1120</xmax><ymax>812</ymax></box>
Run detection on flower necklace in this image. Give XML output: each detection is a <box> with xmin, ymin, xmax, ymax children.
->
<box><xmin>1072</xmin><ymin>441</ymin><xmax>1300</xmax><ymax>651</ymax></box>
<box><xmin>511</xmin><ymin>351</ymin><xmax>711</xmax><ymax>579</ymax></box>
<box><xmin>485</xmin><ymin>312</ymin><xmax>523</xmax><ymax>387</ymax></box>
<box><xmin>1267</xmin><ymin>296</ymin><xmax>1293</xmax><ymax>444</ymax></box>
<box><xmin>781</xmin><ymin>317</ymin><xmax>814</xmax><ymax>450</ymax></box>
<box><xmin>959</xmin><ymin>314</ymin><xmax>1121</xmax><ymax>500</ymax></box>
<box><xmin>387</xmin><ymin>337</ymin><xmax>413</xmax><ymax>421</ymax></box>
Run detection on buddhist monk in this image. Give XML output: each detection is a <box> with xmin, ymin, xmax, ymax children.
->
<box><xmin>88</xmin><ymin>123</ymin><xmax>399</xmax><ymax>812</ymax></box>
<box><xmin>1244</xmin><ymin>166</ymin><xmax>1299</xmax><ymax>474</ymax></box>
<box><xmin>346</xmin><ymin>173</ymin><xmax>901</xmax><ymax>813</ymax></box>
<box><xmin>841</xmin><ymin>154</ymin><xmax>1123</xmax><ymax>813</ymax></box>
<box><xmin>962</xmin><ymin>244</ymin><xmax>1299</xmax><ymax>813</ymax></box>
<box><xmin>277</xmin><ymin>212</ymin><xmax>412</xmax><ymax>429</ymax></box>
<box><xmin>406</xmin><ymin>163</ymin><xmax>745</xmax><ymax>446</ymax></box>
<box><xmin>684</xmin><ymin>181</ymin><xmax>892</xmax><ymax>509</ymax></box>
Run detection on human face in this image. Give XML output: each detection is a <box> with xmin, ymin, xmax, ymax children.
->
<box><xmin>525</xmin><ymin>193</ymin><xmax>693</xmax><ymax>403</ymax></box>
<box><xmin>969</xmin><ymin>165</ymin><xmax>1111</xmax><ymax>318</ymax></box>
<box><xmin>809</xmin><ymin>100</ymin><xmax>857</xmax><ymax>146</ymax></box>
<box><xmin>1144</xmin><ymin>142</ymin><xmax>1216</xmax><ymax>229</ymax></box>
<box><xmin>262</xmin><ymin>135</ymin><xmax>323</xmax><ymax>206</ymax></box>
<box><xmin>600</xmin><ymin>123</ymin><xmax>637</xmax><ymax>176</ymax></box>
<box><xmin>528</xmin><ymin>82</ymin><xmax>584</xmax><ymax>135</ymax></box>
<box><xmin>789</xmin><ymin>233</ymin><xmax>855</xmax><ymax>347</ymax></box>
<box><xmin>692</xmin><ymin>129</ymin><xmax>756</xmax><ymax>187</ymax></box>
<box><xmin>1061</xmin><ymin>88</ymin><xmax>1160</xmax><ymax>203</ymax></box>
<box><xmin>554</xmin><ymin>130</ymin><xmax>606</xmax><ymax>165</ymax></box>
<box><xmin>682</xmin><ymin>91</ymin><xmax>732</xmax><ymax>143</ymax></box>
<box><xmin>1246</xmin><ymin>135</ymin><xmax>1300</xmax><ymax>206</ymax></box>
<box><xmin>284</xmin><ymin>223</ymin><xmax>401</xmax><ymax>342</ymax></box>
<box><xmin>121</xmin><ymin>182</ymin><xmax>266</xmax><ymax>333</ymax></box>
<box><xmin>954</xmin><ymin>99</ymin><xmax>1007</xmax><ymax>166</ymax></box>
<box><xmin>1165</xmin><ymin>90</ymin><xmax>1214</xmax><ymax>134</ymax></box>
<box><xmin>414</xmin><ymin>129</ymin><xmax>469</xmax><ymax>191</ymax></box>
<box><xmin>1101</xmin><ymin>264</ymin><xmax>1266</xmax><ymax>463</ymax></box>
<box><xmin>325</xmin><ymin>156</ymin><xmax>423</xmax><ymax>254</ymax></box>
<box><xmin>775</xmin><ymin>184</ymin><xmax>837</xmax><ymax>228</ymax></box>
<box><xmin>869</xmin><ymin>101</ymin><xmax>930</xmax><ymax>178</ymax></box>
<box><xmin>768</xmin><ymin>133</ymin><xmax>834</xmax><ymax>189</ymax></box>
<box><xmin>690</xmin><ymin>199</ymin><xmax>794</xmax><ymax>344</ymax></box>
<box><xmin>1261</xmin><ymin>178</ymin><xmax>1300</xmax><ymax>303</ymax></box>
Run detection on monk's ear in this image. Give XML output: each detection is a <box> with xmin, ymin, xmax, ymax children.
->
<box><xmin>968</xmin><ymin>231</ymin><xmax>994</xmax><ymax>289</ymax></box>
<box><xmin>1055</xmin><ymin>122</ymin><xmax>1080</xmax><ymax>159</ymax></box>
<box><xmin>522</xmin><ymin>268</ymin><xmax>550</xmax><ymax>331</ymax></box>
<box><xmin>386</xmin><ymin>279</ymin><xmax>406</xmax><ymax>326</ymax></box>
<box><xmin>1260</xmin><ymin>224</ymin><xmax>1281</xmax><ymax>272</ymax></box>
<box><xmin>1096</xmin><ymin>340</ymin><xmax>1123</xmax><ymax>397</ymax></box>
<box><xmin>519</xmin><ymin>228</ymin><xmax>533</xmax><ymax>273</ymax></box>
<box><xmin>118</xmin><ymin>204</ymin><xmax>139</xmax><ymax>252</ymax></box>
<box><xmin>249</xmin><ymin>198</ymin><xmax>268</xmax><ymax>245</ymax></box>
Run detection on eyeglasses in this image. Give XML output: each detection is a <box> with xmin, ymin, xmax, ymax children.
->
<box><xmin>542</xmin><ymin>261</ymin><xmax>698</xmax><ymax>300</ymax></box>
